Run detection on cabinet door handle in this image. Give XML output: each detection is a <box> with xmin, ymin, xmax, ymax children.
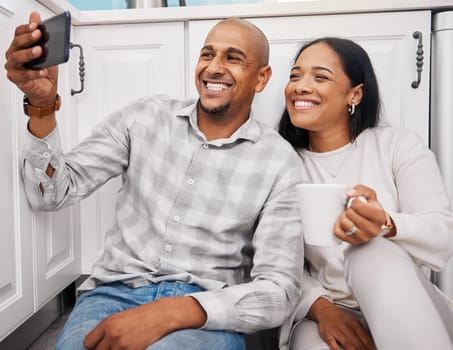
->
<box><xmin>411</xmin><ymin>31</ymin><xmax>423</xmax><ymax>89</ymax></box>
<box><xmin>70</xmin><ymin>43</ymin><xmax>85</xmax><ymax>95</ymax></box>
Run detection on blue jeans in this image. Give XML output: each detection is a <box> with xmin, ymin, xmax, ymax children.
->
<box><xmin>55</xmin><ymin>281</ymin><xmax>245</xmax><ymax>350</ymax></box>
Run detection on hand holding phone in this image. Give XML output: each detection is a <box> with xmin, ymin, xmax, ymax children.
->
<box><xmin>25</xmin><ymin>11</ymin><xmax>71</xmax><ymax>70</ymax></box>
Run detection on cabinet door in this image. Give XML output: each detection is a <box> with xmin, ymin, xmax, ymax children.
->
<box><xmin>188</xmin><ymin>11</ymin><xmax>431</xmax><ymax>144</ymax></box>
<box><xmin>34</xmin><ymin>25</ymin><xmax>82</xmax><ymax>309</ymax></box>
<box><xmin>0</xmin><ymin>8</ymin><xmax>34</xmax><ymax>341</ymax></box>
<box><xmin>74</xmin><ymin>22</ymin><xmax>185</xmax><ymax>272</ymax></box>
<box><xmin>0</xmin><ymin>2</ymin><xmax>80</xmax><ymax>340</ymax></box>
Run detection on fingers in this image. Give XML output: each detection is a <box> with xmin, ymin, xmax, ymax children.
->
<box><xmin>334</xmin><ymin>184</ymin><xmax>389</xmax><ymax>244</ymax></box>
<box><xmin>353</xmin><ymin>327</ymin><xmax>377</xmax><ymax>350</ymax></box>
<box><xmin>29</xmin><ymin>11</ymin><xmax>42</xmax><ymax>25</ymax></box>
<box><xmin>335</xmin><ymin>204</ymin><xmax>382</xmax><ymax>244</ymax></box>
<box><xmin>84</xmin><ymin>323</ymin><xmax>104</xmax><ymax>350</ymax></box>
<box><xmin>348</xmin><ymin>184</ymin><xmax>377</xmax><ymax>201</ymax></box>
<box><xmin>322</xmin><ymin>323</ymin><xmax>374</xmax><ymax>350</ymax></box>
<box><xmin>6</xmin><ymin>29</ymin><xmax>42</xmax><ymax>66</ymax></box>
<box><xmin>6</xmin><ymin>11</ymin><xmax>43</xmax><ymax>71</ymax></box>
<box><xmin>5</xmin><ymin>12</ymin><xmax>58</xmax><ymax>99</ymax></box>
<box><xmin>325</xmin><ymin>337</ymin><xmax>342</xmax><ymax>350</ymax></box>
<box><xmin>5</xmin><ymin>26</ymin><xmax>44</xmax><ymax>88</ymax></box>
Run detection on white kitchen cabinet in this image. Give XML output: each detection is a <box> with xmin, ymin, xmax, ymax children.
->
<box><xmin>431</xmin><ymin>11</ymin><xmax>453</xmax><ymax>300</ymax></box>
<box><xmin>0</xmin><ymin>0</ymin><xmax>448</xmax><ymax>344</ymax></box>
<box><xmin>0</xmin><ymin>2</ymin><xmax>81</xmax><ymax>342</ymax></box>
<box><xmin>73</xmin><ymin>22</ymin><xmax>186</xmax><ymax>272</ymax></box>
<box><xmin>76</xmin><ymin>10</ymin><xmax>432</xmax><ymax>276</ymax></box>
<box><xmin>188</xmin><ymin>11</ymin><xmax>431</xmax><ymax>144</ymax></box>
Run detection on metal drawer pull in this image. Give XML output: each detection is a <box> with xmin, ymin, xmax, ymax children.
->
<box><xmin>411</xmin><ymin>31</ymin><xmax>423</xmax><ymax>89</ymax></box>
<box><xmin>70</xmin><ymin>43</ymin><xmax>85</xmax><ymax>95</ymax></box>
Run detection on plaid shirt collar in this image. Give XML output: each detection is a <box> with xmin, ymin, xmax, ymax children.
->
<box><xmin>176</xmin><ymin>99</ymin><xmax>262</xmax><ymax>145</ymax></box>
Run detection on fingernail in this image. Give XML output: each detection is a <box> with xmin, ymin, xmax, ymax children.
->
<box><xmin>31</xmin><ymin>29</ymin><xmax>39</xmax><ymax>39</ymax></box>
<box><xmin>32</xmin><ymin>46</ymin><xmax>40</xmax><ymax>56</ymax></box>
<box><xmin>346</xmin><ymin>189</ymin><xmax>357</xmax><ymax>196</ymax></box>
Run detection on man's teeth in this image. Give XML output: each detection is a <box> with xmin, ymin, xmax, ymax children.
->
<box><xmin>295</xmin><ymin>100</ymin><xmax>316</xmax><ymax>107</ymax></box>
<box><xmin>207</xmin><ymin>83</ymin><xmax>228</xmax><ymax>91</ymax></box>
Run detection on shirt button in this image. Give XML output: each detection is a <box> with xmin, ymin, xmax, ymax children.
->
<box><xmin>202</xmin><ymin>143</ymin><xmax>209</xmax><ymax>149</ymax></box>
<box><xmin>165</xmin><ymin>244</ymin><xmax>172</xmax><ymax>252</ymax></box>
<box><xmin>173</xmin><ymin>215</ymin><xmax>180</xmax><ymax>222</ymax></box>
<box><xmin>43</xmin><ymin>152</ymin><xmax>50</xmax><ymax>158</ymax></box>
<box><xmin>187</xmin><ymin>179</ymin><xmax>194</xmax><ymax>185</ymax></box>
<box><xmin>48</xmin><ymin>184</ymin><xmax>54</xmax><ymax>190</ymax></box>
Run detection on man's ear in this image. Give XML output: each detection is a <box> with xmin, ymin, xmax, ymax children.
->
<box><xmin>350</xmin><ymin>83</ymin><xmax>364</xmax><ymax>106</ymax></box>
<box><xmin>255</xmin><ymin>65</ymin><xmax>272</xmax><ymax>93</ymax></box>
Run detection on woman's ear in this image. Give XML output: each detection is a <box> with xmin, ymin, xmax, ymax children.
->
<box><xmin>255</xmin><ymin>65</ymin><xmax>272</xmax><ymax>93</ymax></box>
<box><xmin>350</xmin><ymin>83</ymin><xmax>364</xmax><ymax>106</ymax></box>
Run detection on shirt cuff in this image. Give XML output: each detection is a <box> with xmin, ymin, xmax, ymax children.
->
<box><xmin>24</xmin><ymin>124</ymin><xmax>61</xmax><ymax>171</ymax></box>
<box><xmin>189</xmin><ymin>289</ymin><xmax>238</xmax><ymax>330</ymax></box>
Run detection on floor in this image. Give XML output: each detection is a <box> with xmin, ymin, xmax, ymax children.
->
<box><xmin>27</xmin><ymin>309</ymin><xmax>70</xmax><ymax>350</ymax></box>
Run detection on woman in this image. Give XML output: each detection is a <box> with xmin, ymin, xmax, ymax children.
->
<box><xmin>278</xmin><ymin>37</ymin><xmax>453</xmax><ymax>350</ymax></box>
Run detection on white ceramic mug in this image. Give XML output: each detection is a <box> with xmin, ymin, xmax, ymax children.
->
<box><xmin>296</xmin><ymin>183</ymin><xmax>350</xmax><ymax>246</ymax></box>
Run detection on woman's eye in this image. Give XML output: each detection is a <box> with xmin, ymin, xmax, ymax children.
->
<box><xmin>315</xmin><ymin>74</ymin><xmax>328</xmax><ymax>80</ymax></box>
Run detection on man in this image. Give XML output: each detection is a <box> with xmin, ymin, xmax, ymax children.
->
<box><xmin>5</xmin><ymin>12</ymin><xmax>303</xmax><ymax>350</ymax></box>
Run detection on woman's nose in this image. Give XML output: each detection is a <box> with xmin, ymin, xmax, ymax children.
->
<box><xmin>295</xmin><ymin>79</ymin><xmax>312</xmax><ymax>94</ymax></box>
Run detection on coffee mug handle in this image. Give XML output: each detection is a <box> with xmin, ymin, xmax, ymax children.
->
<box><xmin>346</xmin><ymin>195</ymin><xmax>367</xmax><ymax>208</ymax></box>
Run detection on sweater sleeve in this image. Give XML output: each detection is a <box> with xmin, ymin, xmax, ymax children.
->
<box><xmin>278</xmin><ymin>266</ymin><xmax>331</xmax><ymax>350</ymax></box>
<box><xmin>387</xmin><ymin>130</ymin><xmax>453</xmax><ymax>271</ymax></box>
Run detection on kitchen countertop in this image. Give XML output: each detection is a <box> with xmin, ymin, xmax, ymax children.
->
<box><xmin>37</xmin><ymin>0</ymin><xmax>453</xmax><ymax>25</ymax></box>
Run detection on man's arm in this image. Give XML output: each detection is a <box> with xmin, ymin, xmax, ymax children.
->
<box><xmin>84</xmin><ymin>296</ymin><xmax>207</xmax><ymax>349</ymax></box>
<box><xmin>5</xmin><ymin>11</ymin><xmax>59</xmax><ymax>138</ymax></box>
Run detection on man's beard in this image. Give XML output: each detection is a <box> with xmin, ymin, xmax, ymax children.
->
<box><xmin>198</xmin><ymin>100</ymin><xmax>230</xmax><ymax>117</ymax></box>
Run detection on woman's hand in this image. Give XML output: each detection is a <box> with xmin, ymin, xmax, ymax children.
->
<box><xmin>308</xmin><ymin>297</ymin><xmax>376</xmax><ymax>350</ymax></box>
<box><xmin>334</xmin><ymin>184</ymin><xmax>395</xmax><ymax>244</ymax></box>
<box><xmin>4</xmin><ymin>11</ymin><xmax>58</xmax><ymax>106</ymax></box>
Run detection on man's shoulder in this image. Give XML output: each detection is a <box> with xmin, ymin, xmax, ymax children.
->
<box><xmin>254</xmin><ymin>120</ymin><xmax>298</xmax><ymax>154</ymax></box>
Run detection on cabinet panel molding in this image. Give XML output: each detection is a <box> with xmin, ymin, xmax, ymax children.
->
<box><xmin>188</xmin><ymin>11</ymin><xmax>431</xmax><ymax>144</ymax></box>
<box><xmin>0</xmin><ymin>7</ymin><xmax>34</xmax><ymax>341</ymax></box>
<box><xmin>75</xmin><ymin>22</ymin><xmax>185</xmax><ymax>272</ymax></box>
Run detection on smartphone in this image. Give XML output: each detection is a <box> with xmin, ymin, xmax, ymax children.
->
<box><xmin>25</xmin><ymin>11</ymin><xmax>71</xmax><ymax>70</ymax></box>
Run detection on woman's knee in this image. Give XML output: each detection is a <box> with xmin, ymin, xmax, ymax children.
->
<box><xmin>344</xmin><ymin>237</ymin><xmax>418</xmax><ymax>293</ymax></box>
<box><xmin>290</xmin><ymin>318</ymin><xmax>329</xmax><ymax>350</ymax></box>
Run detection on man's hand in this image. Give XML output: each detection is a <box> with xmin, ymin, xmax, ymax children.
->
<box><xmin>308</xmin><ymin>297</ymin><xmax>376</xmax><ymax>350</ymax></box>
<box><xmin>4</xmin><ymin>11</ymin><xmax>58</xmax><ymax>106</ymax></box>
<box><xmin>84</xmin><ymin>296</ymin><xmax>207</xmax><ymax>350</ymax></box>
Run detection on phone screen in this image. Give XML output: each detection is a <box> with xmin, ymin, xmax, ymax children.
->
<box><xmin>25</xmin><ymin>11</ymin><xmax>71</xmax><ymax>70</ymax></box>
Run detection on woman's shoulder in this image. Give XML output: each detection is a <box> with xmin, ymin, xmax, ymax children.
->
<box><xmin>362</xmin><ymin>126</ymin><xmax>425</xmax><ymax>145</ymax></box>
<box><xmin>365</xmin><ymin>125</ymin><xmax>414</xmax><ymax>137</ymax></box>
<box><xmin>360</xmin><ymin>126</ymin><xmax>430</xmax><ymax>159</ymax></box>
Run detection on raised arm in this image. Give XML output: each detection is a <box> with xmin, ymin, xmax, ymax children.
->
<box><xmin>5</xmin><ymin>11</ymin><xmax>59</xmax><ymax>138</ymax></box>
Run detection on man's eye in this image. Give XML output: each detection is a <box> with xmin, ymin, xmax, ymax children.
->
<box><xmin>226</xmin><ymin>55</ymin><xmax>241</xmax><ymax>62</ymax></box>
<box><xmin>200</xmin><ymin>52</ymin><xmax>214</xmax><ymax>59</ymax></box>
<box><xmin>289</xmin><ymin>73</ymin><xmax>300</xmax><ymax>81</ymax></box>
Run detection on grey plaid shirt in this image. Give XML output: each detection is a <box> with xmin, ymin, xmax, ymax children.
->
<box><xmin>22</xmin><ymin>95</ymin><xmax>304</xmax><ymax>333</ymax></box>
